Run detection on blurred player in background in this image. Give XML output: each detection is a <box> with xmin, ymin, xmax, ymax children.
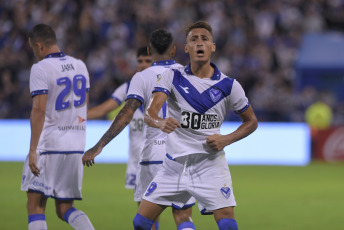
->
<box><xmin>88</xmin><ymin>47</ymin><xmax>152</xmax><ymax>190</ymax></box>
<box><xmin>83</xmin><ymin>29</ymin><xmax>196</xmax><ymax>230</ymax></box>
<box><xmin>21</xmin><ymin>24</ymin><xmax>94</xmax><ymax>230</ymax></box>
<box><xmin>140</xmin><ymin>21</ymin><xmax>258</xmax><ymax>230</ymax></box>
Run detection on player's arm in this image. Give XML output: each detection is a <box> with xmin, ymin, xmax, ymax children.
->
<box><xmin>28</xmin><ymin>94</ymin><xmax>47</xmax><ymax>176</ymax></box>
<box><xmin>144</xmin><ymin>92</ymin><xmax>181</xmax><ymax>133</ymax></box>
<box><xmin>82</xmin><ymin>98</ymin><xmax>141</xmax><ymax>167</ymax></box>
<box><xmin>206</xmin><ymin>105</ymin><xmax>258</xmax><ymax>151</ymax></box>
<box><xmin>87</xmin><ymin>98</ymin><xmax>119</xmax><ymax>119</ymax></box>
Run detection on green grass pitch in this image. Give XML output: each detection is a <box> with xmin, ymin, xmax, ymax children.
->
<box><xmin>1</xmin><ymin>161</ymin><xmax>343</xmax><ymax>229</ymax></box>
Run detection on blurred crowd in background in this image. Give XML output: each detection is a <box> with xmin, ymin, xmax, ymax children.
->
<box><xmin>0</xmin><ymin>0</ymin><xmax>343</xmax><ymax>125</ymax></box>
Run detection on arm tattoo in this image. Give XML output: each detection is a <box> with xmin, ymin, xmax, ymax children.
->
<box><xmin>97</xmin><ymin>99</ymin><xmax>141</xmax><ymax>148</ymax></box>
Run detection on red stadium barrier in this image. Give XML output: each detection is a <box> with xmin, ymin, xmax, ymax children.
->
<box><xmin>313</xmin><ymin>126</ymin><xmax>344</xmax><ymax>161</ymax></box>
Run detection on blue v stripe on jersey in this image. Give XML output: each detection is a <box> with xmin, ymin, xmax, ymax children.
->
<box><xmin>172</xmin><ymin>69</ymin><xmax>234</xmax><ymax>114</ymax></box>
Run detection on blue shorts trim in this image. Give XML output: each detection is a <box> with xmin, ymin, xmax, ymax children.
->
<box><xmin>139</xmin><ymin>161</ymin><xmax>163</xmax><ymax>165</ymax></box>
<box><xmin>41</xmin><ymin>151</ymin><xmax>84</xmax><ymax>155</ymax></box>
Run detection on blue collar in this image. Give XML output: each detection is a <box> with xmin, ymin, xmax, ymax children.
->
<box><xmin>44</xmin><ymin>52</ymin><xmax>66</xmax><ymax>59</ymax></box>
<box><xmin>151</xmin><ymin>60</ymin><xmax>176</xmax><ymax>66</ymax></box>
<box><xmin>184</xmin><ymin>62</ymin><xmax>221</xmax><ymax>80</ymax></box>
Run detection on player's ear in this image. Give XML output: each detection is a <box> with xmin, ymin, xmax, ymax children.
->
<box><xmin>184</xmin><ymin>44</ymin><xmax>189</xmax><ymax>54</ymax></box>
<box><xmin>212</xmin><ymin>42</ymin><xmax>216</xmax><ymax>52</ymax></box>
<box><xmin>147</xmin><ymin>46</ymin><xmax>151</xmax><ymax>56</ymax></box>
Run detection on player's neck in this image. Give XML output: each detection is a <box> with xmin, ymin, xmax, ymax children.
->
<box><xmin>43</xmin><ymin>45</ymin><xmax>61</xmax><ymax>57</ymax></box>
<box><xmin>190</xmin><ymin>61</ymin><xmax>214</xmax><ymax>79</ymax></box>
<box><xmin>152</xmin><ymin>54</ymin><xmax>173</xmax><ymax>62</ymax></box>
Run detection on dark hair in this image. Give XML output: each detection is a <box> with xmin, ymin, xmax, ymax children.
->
<box><xmin>136</xmin><ymin>46</ymin><xmax>149</xmax><ymax>57</ymax></box>
<box><xmin>28</xmin><ymin>24</ymin><xmax>57</xmax><ymax>46</ymax></box>
<box><xmin>185</xmin><ymin>21</ymin><xmax>213</xmax><ymax>37</ymax></box>
<box><xmin>149</xmin><ymin>29</ymin><xmax>173</xmax><ymax>55</ymax></box>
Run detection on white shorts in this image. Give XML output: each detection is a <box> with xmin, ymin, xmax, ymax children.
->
<box><xmin>134</xmin><ymin>160</ymin><xmax>196</xmax><ymax>207</ymax></box>
<box><xmin>142</xmin><ymin>151</ymin><xmax>236</xmax><ymax>214</ymax></box>
<box><xmin>21</xmin><ymin>151</ymin><xmax>83</xmax><ymax>200</ymax></box>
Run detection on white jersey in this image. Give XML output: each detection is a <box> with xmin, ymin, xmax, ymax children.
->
<box><xmin>153</xmin><ymin>63</ymin><xmax>249</xmax><ymax>158</ymax></box>
<box><xmin>30</xmin><ymin>52</ymin><xmax>90</xmax><ymax>153</ymax></box>
<box><xmin>111</xmin><ymin>81</ymin><xmax>145</xmax><ymax>188</ymax></box>
<box><xmin>127</xmin><ymin>60</ymin><xmax>183</xmax><ymax>163</ymax></box>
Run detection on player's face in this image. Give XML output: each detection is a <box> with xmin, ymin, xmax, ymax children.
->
<box><xmin>185</xmin><ymin>28</ymin><xmax>215</xmax><ymax>63</ymax></box>
<box><xmin>29</xmin><ymin>38</ymin><xmax>44</xmax><ymax>61</ymax></box>
<box><xmin>137</xmin><ymin>55</ymin><xmax>152</xmax><ymax>71</ymax></box>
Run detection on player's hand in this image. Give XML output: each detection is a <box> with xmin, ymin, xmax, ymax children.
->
<box><xmin>29</xmin><ymin>150</ymin><xmax>40</xmax><ymax>177</ymax></box>
<box><xmin>82</xmin><ymin>146</ymin><xmax>102</xmax><ymax>167</ymax></box>
<box><xmin>206</xmin><ymin>134</ymin><xmax>230</xmax><ymax>151</ymax></box>
<box><xmin>159</xmin><ymin>117</ymin><xmax>181</xmax><ymax>133</ymax></box>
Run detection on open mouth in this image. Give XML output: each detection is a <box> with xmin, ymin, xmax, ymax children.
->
<box><xmin>196</xmin><ymin>50</ymin><xmax>204</xmax><ymax>56</ymax></box>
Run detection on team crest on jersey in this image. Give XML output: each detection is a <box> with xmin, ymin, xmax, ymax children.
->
<box><xmin>220</xmin><ymin>187</ymin><xmax>231</xmax><ymax>199</ymax></box>
<box><xmin>156</xmin><ymin>74</ymin><xmax>162</xmax><ymax>82</ymax></box>
<box><xmin>209</xmin><ymin>87</ymin><xmax>222</xmax><ymax>103</ymax></box>
<box><xmin>145</xmin><ymin>182</ymin><xmax>157</xmax><ymax>196</ymax></box>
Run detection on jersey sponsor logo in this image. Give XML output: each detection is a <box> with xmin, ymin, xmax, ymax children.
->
<box><xmin>61</xmin><ymin>64</ymin><xmax>75</xmax><ymax>72</ymax></box>
<box><xmin>58</xmin><ymin>125</ymin><xmax>85</xmax><ymax>131</ymax></box>
<box><xmin>145</xmin><ymin>182</ymin><xmax>157</xmax><ymax>196</ymax></box>
<box><xmin>179</xmin><ymin>85</ymin><xmax>190</xmax><ymax>94</ymax></box>
<box><xmin>154</xmin><ymin>140</ymin><xmax>166</xmax><ymax>145</ymax></box>
<box><xmin>156</xmin><ymin>74</ymin><xmax>162</xmax><ymax>82</ymax></box>
<box><xmin>209</xmin><ymin>87</ymin><xmax>222</xmax><ymax>103</ymax></box>
<box><xmin>78</xmin><ymin>116</ymin><xmax>86</xmax><ymax>124</ymax></box>
<box><xmin>181</xmin><ymin>111</ymin><xmax>220</xmax><ymax>129</ymax></box>
<box><xmin>220</xmin><ymin>187</ymin><xmax>231</xmax><ymax>199</ymax></box>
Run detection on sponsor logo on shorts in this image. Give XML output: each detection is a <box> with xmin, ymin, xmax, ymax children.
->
<box><xmin>33</xmin><ymin>180</ymin><xmax>51</xmax><ymax>190</ymax></box>
<box><xmin>220</xmin><ymin>187</ymin><xmax>231</xmax><ymax>199</ymax></box>
<box><xmin>145</xmin><ymin>182</ymin><xmax>157</xmax><ymax>196</ymax></box>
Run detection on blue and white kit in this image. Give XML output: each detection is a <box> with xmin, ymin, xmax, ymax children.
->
<box><xmin>21</xmin><ymin>52</ymin><xmax>89</xmax><ymax>200</ymax></box>
<box><xmin>143</xmin><ymin>63</ymin><xmax>250</xmax><ymax>213</ymax></box>
<box><xmin>127</xmin><ymin>60</ymin><xmax>195</xmax><ymax>207</ymax></box>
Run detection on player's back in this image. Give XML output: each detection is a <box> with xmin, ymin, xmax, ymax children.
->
<box><xmin>30</xmin><ymin>53</ymin><xmax>90</xmax><ymax>152</ymax></box>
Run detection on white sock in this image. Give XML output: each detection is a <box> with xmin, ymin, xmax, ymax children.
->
<box><xmin>28</xmin><ymin>214</ymin><xmax>47</xmax><ymax>230</ymax></box>
<box><xmin>64</xmin><ymin>208</ymin><xmax>95</xmax><ymax>230</ymax></box>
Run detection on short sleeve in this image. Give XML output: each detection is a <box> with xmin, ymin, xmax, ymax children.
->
<box><xmin>229</xmin><ymin>80</ymin><xmax>250</xmax><ymax>114</ymax></box>
<box><xmin>111</xmin><ymin>82</ymin><xmax>129</xmax><ymax>104</ymax></box>
<box><xmin>127</xmin><ymin>72</ymin><xmax>145</xmax><ymax>104</ymax></box>
<box><xmin>152</xmin><ymin>68</ymin><xmax>175</xmax><ymax>96</ymax></box>
<box><xmin>29</xmin><ymin>64</ymin><xmax>48</xmax><ymax>97</ymax></box>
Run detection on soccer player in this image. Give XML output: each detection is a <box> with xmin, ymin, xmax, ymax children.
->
<box><xmin>21</xmin><ymin>24</ymin><xmax>94</xmax><ymax>230</ymax></box>
<box><xmin>88</xmin><ymin>46</ymin><xmax>152</xmax><ymax>190</ymax></box>
<box><xmin>139</xmin><ymin>21</ymin><xmax>258</xmax><ymax>230</ymax></box>
<box><xmin>82</xmin><ymin>29</ymin><xmax>196</xmax><ymax>230</ymax></box>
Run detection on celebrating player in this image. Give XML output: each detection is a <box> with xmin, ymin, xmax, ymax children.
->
<box><xmin>88</xmin><ymin>46</ymin><xmax>152</xmax><ymax>190</ymax></box>
<box><xmin>82</xmin><ymin>29</ymin><xmax>195</xmax><ymax>230</ymax></box>
<box><xmin>138</xmin><ymin>21</ymin><xmax>258</xmax><ymax>230</ymax></box>
<box><xmin>21</xmin><ymin>24</ymin><xmax>94</xmax><ymax>229</ymax></box>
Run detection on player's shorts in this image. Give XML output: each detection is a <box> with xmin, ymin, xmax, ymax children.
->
<box><xmin>134</xmin><ymin>161</ymin><xmax>196</xmax><ymax>207</ymax></box>
<box><xmin>21</xmin><ymin>151</ymin><xmax>83</xmax><ymax>200</ymax></box>
<box><xmin>142</xmin><ymin>151</ymin><xmax>236</xmax><ymax>214</ymax></box>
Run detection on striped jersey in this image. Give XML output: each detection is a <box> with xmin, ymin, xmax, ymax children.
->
<box><xmin>153</xmin><ymin>63</ymin><xmax>250</xmax><ymax>158</ymax></box>
<box><xmin>127</xmin><ymin>60</ymin><xmax>183</xmax><ymax>162</ymax></box>
<box><xmin>29</xmin><ymin>52</ymin><xmax>90</xmax><ymax>153</ymax></box>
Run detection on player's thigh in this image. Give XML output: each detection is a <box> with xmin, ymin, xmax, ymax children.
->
<box><xmin>138</xmin><ymin>199</ymin><xmax>166</xmax><ymax>221</ymax></box>
<box><xmin>26</xmin><ymin>191</ymin><xmax>48</xmax><ymax>214</ymax></box>
<box><xmin>213</xmin><ymin>206</ymin><xmax>235</xmax><ymax>223</ymax></box>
